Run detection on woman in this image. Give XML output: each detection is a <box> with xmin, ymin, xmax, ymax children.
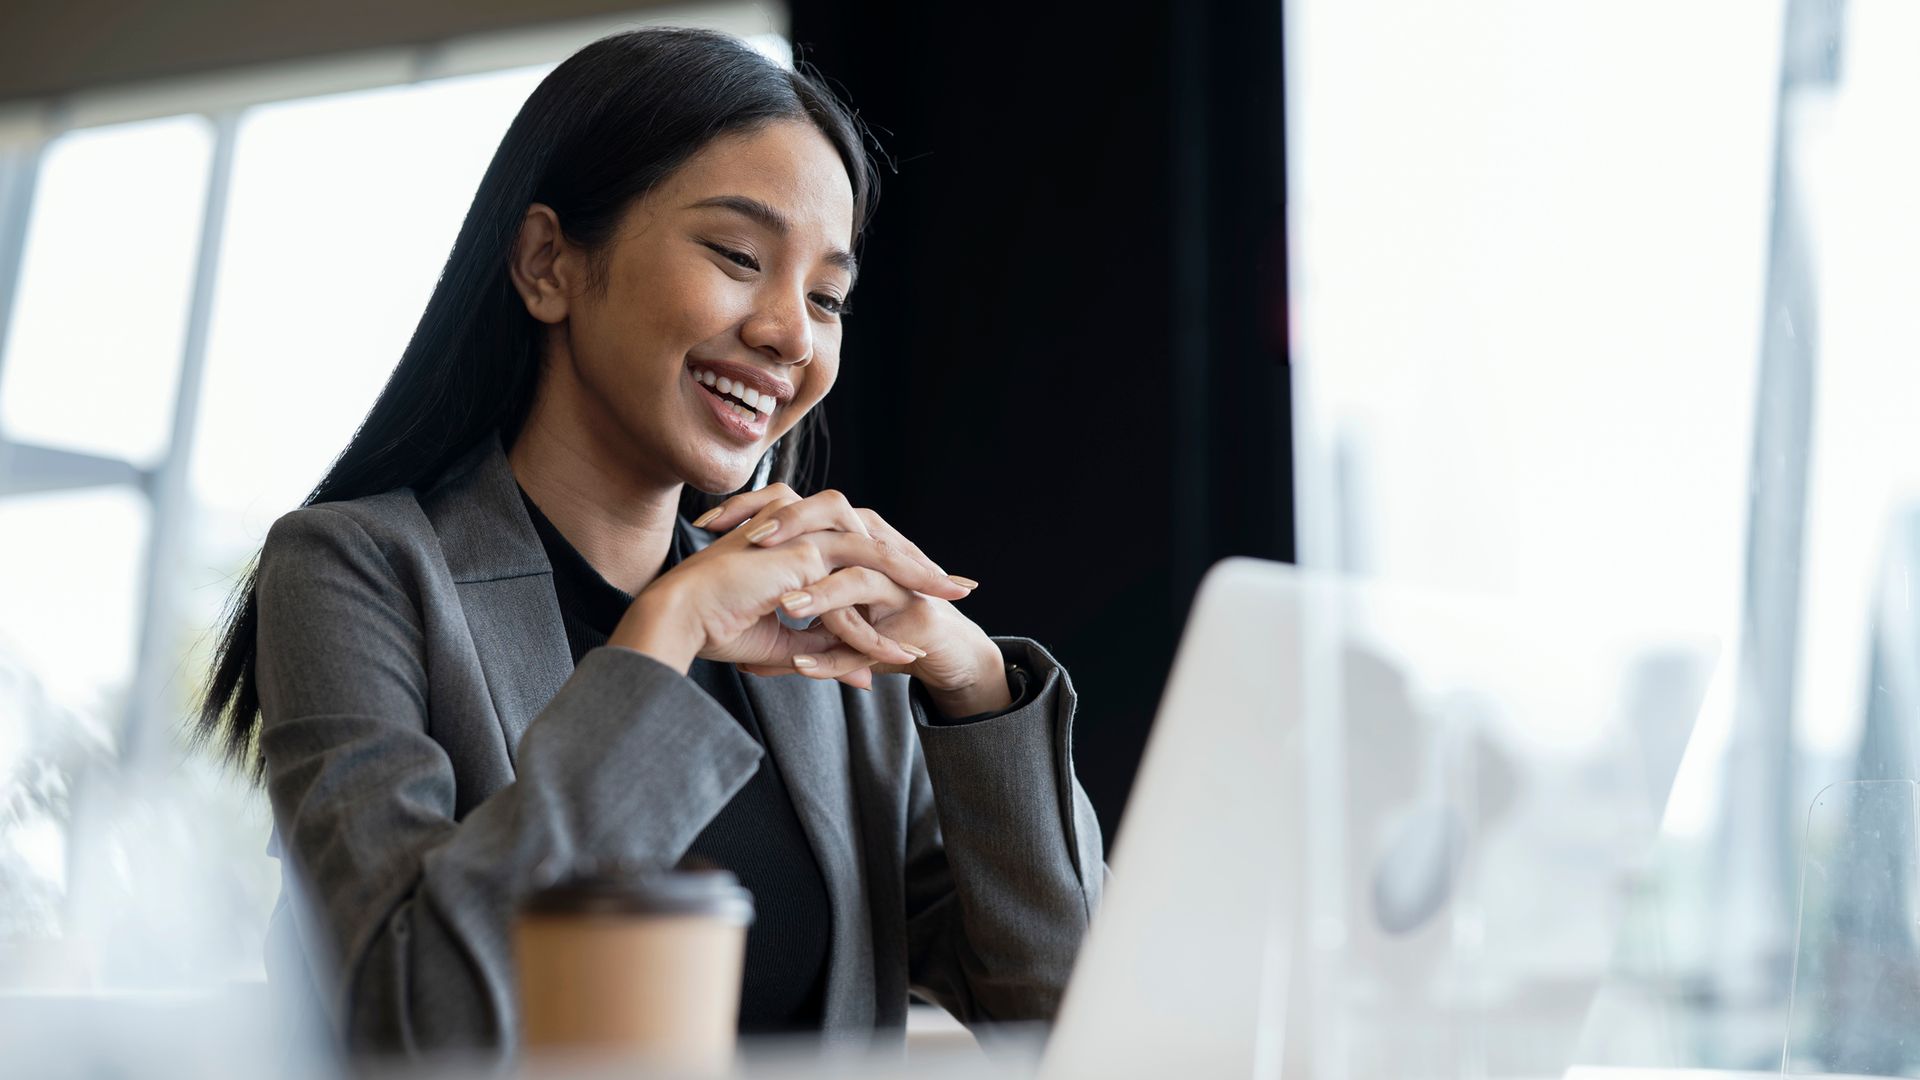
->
<box><xmin>195</xmin><ymin>27</ymin><xmax>1104</xmax><ymax>1060</ymax></box>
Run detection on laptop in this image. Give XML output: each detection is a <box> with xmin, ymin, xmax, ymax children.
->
<box><xmin>1041</xmin><ymin>559</ymin><xmax>1707</xmax><ymax>1080</ymax></box>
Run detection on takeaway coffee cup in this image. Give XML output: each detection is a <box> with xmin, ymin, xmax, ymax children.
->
<box><xmin>515</xmin><ymin>861</ymin><xmax>754</xmax><ymax>1073</ymax></box>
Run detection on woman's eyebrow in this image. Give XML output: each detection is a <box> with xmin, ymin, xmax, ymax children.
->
<box><xmin>685</xmin><ymin>194</ymin><xmax>859</xmax><ymax>280</ymax></box>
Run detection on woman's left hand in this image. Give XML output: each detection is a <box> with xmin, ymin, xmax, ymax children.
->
<box><xmin>694</xmin><ymin>490</ymin><xmax>1014</xmax><ymax>718</ymax></box>
<box><xmin>752</xmin><ymin>561</ymin><xmax>1011</xmax><ymax>717</ymax></box>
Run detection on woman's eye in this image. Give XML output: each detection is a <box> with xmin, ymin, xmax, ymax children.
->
<box><xmin>811</xmin><ymin>293</ymin><xmax>850</xmax><ymax>317</ymax></box>
<box><xmin>704</xmin><ymin>242</ymin><xmax>759</xmax><ymax>272</ymax></box>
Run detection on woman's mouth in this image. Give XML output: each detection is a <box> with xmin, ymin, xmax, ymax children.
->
<box><xmin>688</xmin><ymin>365</ymin><xmax>774</xmax><ymax>443</ymax></box>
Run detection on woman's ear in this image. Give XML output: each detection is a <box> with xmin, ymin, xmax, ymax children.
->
<box><xmin>508</xmin><ymin>203</ymin><xmax>577</xmax><ymax>325</ymax></box>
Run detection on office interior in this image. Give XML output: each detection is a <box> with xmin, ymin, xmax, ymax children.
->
<box><xmin>0</xmin><ymin>0</ymin><xmax>1915</xmax><ymax>1077</ymax></box>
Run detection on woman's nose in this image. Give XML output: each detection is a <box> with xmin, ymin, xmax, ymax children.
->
<box><xmin>742</xmin><ymin>291</ymin><xmax>813</xmax><ymax>365</ymax></box>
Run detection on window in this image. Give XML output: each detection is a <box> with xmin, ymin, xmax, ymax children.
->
<box><xmin>0</xmin><ymin>9</ymin><xmax>790</xmax><ymax>993</ymax></box>
<box><xmin>189</xmin><ymin>65</ymin><xmax>550</xmax><ymax>532</ymax></box>
<box><xmin>1292</xmin><ymin>0</ymin><xmax>1920</xmax><ymax>1072</ymax></box>
<box><xmin>0</xmin><ymin>116</ymin><xmax>211</xmax><ymax>467</ymax></box>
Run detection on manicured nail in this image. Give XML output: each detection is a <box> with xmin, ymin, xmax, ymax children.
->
<box><xmin>792</xmin><ymin>654</ymin><xmax>818</xmax><ymax>669</ymax></box>
<box><xmin>691</xmin><ymin>506</ymin><xmax>723</xmax><ymax>529</ymax></box>
<box><xmin>901</xmin><ymin>643</ymin><xmax>929</xmax><ymax>659</ymax></box>
<box><xmin>745</xmin><ymin>521</ymin><xmax>780</xmax><ymax>544</ymax></box>
<box><xmin>947</xmin><ymin>575</ymin><xmax>979</xmax><ymax>590</ymax></box>
<box><xmin>780</xmin><ymin>591</ymin><xmax>812</xmax><ymax>613</ymax></box>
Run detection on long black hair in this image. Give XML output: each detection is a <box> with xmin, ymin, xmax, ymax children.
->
<box><xmin>195</xmin><ymin>27</ymin><xmax>876</xmax><ymax>781</ymax></box>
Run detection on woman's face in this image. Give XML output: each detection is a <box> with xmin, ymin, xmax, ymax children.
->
<box><xmin>527</xmin><ymin>118</ymin><xmax>857</xmax><ymax>495</ymax></box>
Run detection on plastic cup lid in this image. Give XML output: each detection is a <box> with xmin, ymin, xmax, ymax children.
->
<box><xmin>522</xmin><ymin>857</ymin><xmax>755</xmax><ymax>924</ymax></box>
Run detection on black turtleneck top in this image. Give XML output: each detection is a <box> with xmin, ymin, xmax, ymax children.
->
<box><xmin>517</xmin><ymin>488</ymin><xmax>830</xmax><ymax>1033</ymax></box>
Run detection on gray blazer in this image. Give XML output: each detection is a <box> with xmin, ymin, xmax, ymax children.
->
<box><xmin>253</xmin><ymin>432</ymin><xmax>1105</xmax><ymax>1059</ymax></box>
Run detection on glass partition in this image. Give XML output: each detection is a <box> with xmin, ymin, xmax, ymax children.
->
<box><xmin>1781</xmin><ymin>780</ymin><xmax>1920</xmax><ymax>1078</ymax></box>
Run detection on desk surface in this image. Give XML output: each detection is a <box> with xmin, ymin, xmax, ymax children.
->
<box><xmin>3</xmin><ymin>988</ymin><xmax>1891</xmax><ymax>1080</ymax></box>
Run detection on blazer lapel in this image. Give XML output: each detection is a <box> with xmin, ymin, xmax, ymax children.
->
<box><xmin>454</xmin><ymin>576</ymin><xmax>573</xmax><ymax>771</ymax></box>
<box><xmin>740</xmin><ymin>668</ymin><xmax>878</xmax><ymax>1030</ymax></box>
<box><xmin>418</xmin><ymin>433</ymin><xmax>573</xmax><ymax>768</ymax></box>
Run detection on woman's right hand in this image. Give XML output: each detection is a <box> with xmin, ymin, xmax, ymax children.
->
<box><xmin>607</xmin><ymin>485</ymin><xmax>974</xmax><ymax>688</ymax></box>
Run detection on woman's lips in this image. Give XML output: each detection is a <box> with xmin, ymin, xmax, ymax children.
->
<box><xmin>690</xmin><ymin>368</ymin><xmax>771</xmax><ymax>444</ymax></box>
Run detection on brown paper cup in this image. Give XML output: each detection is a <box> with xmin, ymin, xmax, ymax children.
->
<box><xmin>516</xmin><ymin>864</ymin><xmax>754</xmax><ymax>1075</ymax></box>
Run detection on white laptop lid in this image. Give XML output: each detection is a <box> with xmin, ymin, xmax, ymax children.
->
<box><xmin>1042</xmin><ymin>557</ymin><xmax>1312</xmax><ymax>1079</ymax></box>
<box><xmin>1042</xmin><ymin>559</ymin><xmax>1709</xmax><ymax>1080</ymax></box>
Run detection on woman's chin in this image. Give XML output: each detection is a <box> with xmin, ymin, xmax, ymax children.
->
<box><xmin>682</xmin><ymin>460</ymin><xmax>761</xmax><ymax>497</ymax></box>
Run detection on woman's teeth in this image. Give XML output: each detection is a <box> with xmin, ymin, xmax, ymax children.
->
<box><xmin>691</xmin><ymin>367</ymin><xmax>776</xmax><ymax>420</ymax></box>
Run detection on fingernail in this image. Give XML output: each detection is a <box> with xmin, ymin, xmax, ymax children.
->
<box><xmin>746</xmin><ymin>521</ymin><xmax>780</xmax><ymax>544</ymax></box>
<box><xmin>691</xmin><ymin>506</ymin><xmax>723</xmax><ymax>529</ymax></box>
<box><xmin>780</xmin><ymin>590</ymin><xmax>812</xmax><ymax>613</ymax></box>
<box><xmin>792</xmin><ymin>654</ymin><xmax>817</xmax><ymax>669</ymax></box>
<box><xmin>901</xmin><ymin>643</ymin><xmax>929</xmax><ymax>659</ymax></box>
<box><xmin>947</xmin><ymin>575</ymin><xmax>979</xmax><ymax>590</ymax></box>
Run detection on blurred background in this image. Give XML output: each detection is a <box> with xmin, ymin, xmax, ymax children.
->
<box><xmin>2</xmin><ymin>0</ymin><xmax>1918</xmax><ymax>1074</ymax></box>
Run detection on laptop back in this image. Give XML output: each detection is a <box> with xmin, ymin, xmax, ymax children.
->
<box><xmin>1042</xmin><ymin>560</ymin><xmax>1706</xmax><ymax>1080</ymax></box>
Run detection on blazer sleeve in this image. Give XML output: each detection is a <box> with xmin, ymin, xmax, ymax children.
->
<box><xmin>253</xmin><ymin>505</ymin><xmax>763</xmax><ymax>1057</ymax></box>
<box><xmin>900</xmin><ymin>636</ymin><xmax>1108</xmax><ymax>1023</ymax></box>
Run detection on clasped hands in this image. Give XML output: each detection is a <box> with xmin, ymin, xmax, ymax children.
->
<box><xmin>608</xmin><ymin>484</ymin><xmax>1013</xmax><ymax>719</ymax></box>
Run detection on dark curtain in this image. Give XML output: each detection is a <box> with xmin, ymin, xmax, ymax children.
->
<box><xmin>788</xmin><ymin>0</ymin><xmax>1292</xmax><ymax>837</ymax></box>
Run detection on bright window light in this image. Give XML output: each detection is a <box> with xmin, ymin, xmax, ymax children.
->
<box><xmin>0</xmin><ymin>116</ymin><xmax>213</xmax><ymax>466</ymax></box>
<box><xmin>189</xmin><ymin>64</ymin><xmax>552</xmax><ymax>535</ymax></box>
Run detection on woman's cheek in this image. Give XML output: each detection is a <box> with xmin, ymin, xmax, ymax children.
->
<box><xmin>809</xmin><ymin>358</ymin><xmax>840</xmax><ymax>405</ymax></box>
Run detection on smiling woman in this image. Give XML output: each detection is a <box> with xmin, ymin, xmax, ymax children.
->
<box><xmin>189</xmin><ymin>26</ymin><xmax>1105</xmax><ymax>1062</ymax></box>
<box><xmin>503</xmin><ymin>120</ymin><xmax>855</xmax><ymax>528</ymax></box>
